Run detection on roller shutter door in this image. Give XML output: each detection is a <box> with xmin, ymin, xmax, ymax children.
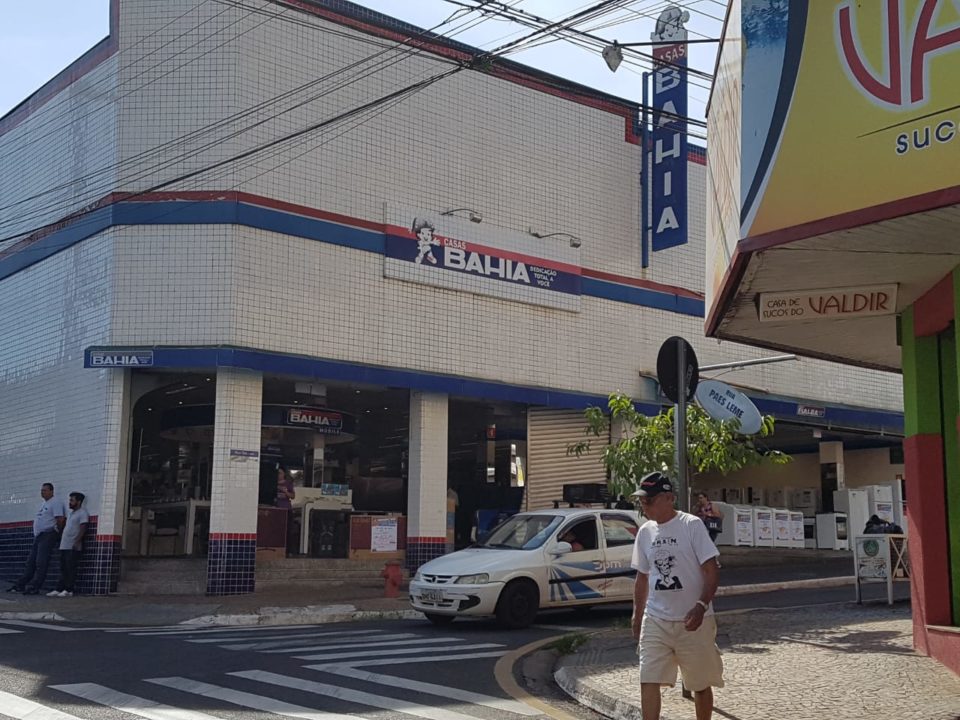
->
<box><xmin>525</xmin><ymin>407</ymin><xmax>609</xmax><ymax>510</ymax></box>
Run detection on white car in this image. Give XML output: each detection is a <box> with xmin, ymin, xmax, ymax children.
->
<box><xmin>409</xmin><ymin>508</ymin><xmax>641</xmax><ymax>628</ymax></box>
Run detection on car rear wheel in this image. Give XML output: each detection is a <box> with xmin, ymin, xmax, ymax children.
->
<box><xmin>425</xmin><ymin>612</ymin><xmax>455</xmax><ymax>626</ymax></box>
<box><xmin>495</xmin><ymin>579</ymin><xmax>539</xmax><ymax>629</ymax></box>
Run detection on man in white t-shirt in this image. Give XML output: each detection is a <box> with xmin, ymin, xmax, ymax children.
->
<box><xmin>48</xmin><ymin>492</ymin><xmax>89</xmax><ymax>598</ymax></box>
<box><xmin>8</xmin><ymin>483</ymin><xmax>67</xmax><ymax>594</ymax></box>
<box><xmin>630</xmin><ymin>471</ymin><xmax>723</xmax><ymax>720</ymax></box>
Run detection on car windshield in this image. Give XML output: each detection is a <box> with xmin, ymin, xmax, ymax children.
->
<box><xmin>480</xmin><ymin>514</ymin><xmax>564</xmax><ymax>550</ymax></box>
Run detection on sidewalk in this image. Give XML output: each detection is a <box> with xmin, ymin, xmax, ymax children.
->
<box><xmin>555</xmin><ymin>603</ymin><xmax>960</xmax><ymax>720</ymax></box>
<box><xmin>0</xmin><ymin>553</ymin><xmax>856</xmax><ymax>627</ymax></box>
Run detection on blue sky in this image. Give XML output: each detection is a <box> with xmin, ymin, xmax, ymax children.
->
<box><xmin>0</xmin><ymin>1</ymin><xmax>722</xmax><ymax>128</ymax></box>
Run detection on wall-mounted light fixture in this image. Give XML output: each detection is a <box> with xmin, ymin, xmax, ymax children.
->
<box><xmin>527</xmin><ymin>228</ymin><xmax>581</xmax><ymax>248</ymax></box>
<box><xmin>441</xmin><ymin>207</ymin><xmax>483</xmax><ymax>223</ymax></box>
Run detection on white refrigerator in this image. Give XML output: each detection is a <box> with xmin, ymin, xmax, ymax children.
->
<box><xmin>833</xmin><ymin>488</ymin><xmax>869</xmax><ymax>538</ymax></box>
<box><xmin>866</xmin><ymin>484</ymin><xmax>895</xmax><ymax>524</ymax></box>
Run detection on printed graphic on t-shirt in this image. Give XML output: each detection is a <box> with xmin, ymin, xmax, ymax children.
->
<box><xmin>653</xmin><ymin>547</ymin><xmax>683</xmax><ymax>590</ymax></box>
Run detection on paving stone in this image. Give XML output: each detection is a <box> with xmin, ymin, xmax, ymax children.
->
<box><xmin>556</xmin><ymin>605</ymin><xmax>960</xmax><ymax>720</ymax></box>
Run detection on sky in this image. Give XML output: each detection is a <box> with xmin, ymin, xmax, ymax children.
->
<box><xmin>0</xmin><ymin>0</ymin><xmax>723</xmax><ymax>127</ymax></box>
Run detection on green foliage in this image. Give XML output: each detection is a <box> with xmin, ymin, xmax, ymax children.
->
<box><xmin>568</xmin><ymin>392</ymin><xmax>791</xmax><ymax>498</ymax></box>
<box><xmin>546</xmin><ymin>632</ymin><xmax>588</xmax><ymax>655</ymax></box>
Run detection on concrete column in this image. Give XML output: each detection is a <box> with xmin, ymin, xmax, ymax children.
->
<box><xmin>207</xmin><ymin>368</ymin><xmax>262</xmax><ymax>595</ymax></box>
<box><xmin>83</xmin><ymin>369</ymin><xmax>133</xmax><ymax>595</ymax></box>
<box><xmin>406</xmin><ymin>391</ymin><xmax>448</xmax><ymax>570</ymax></box>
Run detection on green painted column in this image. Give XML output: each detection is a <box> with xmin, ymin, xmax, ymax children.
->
<box><xmin>902</xmin><ymin>309</ymin><xmax>942</xmax><ymax>436</ymax></box>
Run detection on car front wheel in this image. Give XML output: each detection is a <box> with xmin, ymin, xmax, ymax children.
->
<box><xmin>495</xmin><ymin>579</ymin><xmax>539</xmax><ymax>629</ymax></box>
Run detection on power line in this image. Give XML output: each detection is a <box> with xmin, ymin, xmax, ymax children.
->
<box><xmin>0</xmin><ymin>0</ymin><xmax>499</xmax><ymax>241</ymax></box>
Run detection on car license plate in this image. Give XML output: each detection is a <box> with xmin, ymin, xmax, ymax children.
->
<box><xmin>421</xmin><ymin>589</ymin><xmax>444</xmax><ymax>603</ymax></box>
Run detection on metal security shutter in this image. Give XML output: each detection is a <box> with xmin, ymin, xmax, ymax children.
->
<box><xmin>525</xmin><ymin>407</ymin><xmax>609</xmax><ymax>510</ymax></box>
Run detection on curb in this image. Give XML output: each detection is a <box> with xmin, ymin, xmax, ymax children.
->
<box><xmin>554</xmin><ymin>666</ymin><xmax>642</xmax><ymax>720</ymax></box>
<box><xmin>178</xmin><ymin>607</ymin><xmax>424</xmax><ymax>627</ymax></box>
<box><xmin>716</xmin><ymin>575</ymin><xmax>853</xmax><ymax>596</ymax></box>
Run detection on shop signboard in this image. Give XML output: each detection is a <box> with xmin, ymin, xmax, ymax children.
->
<box><xmin>87</xmin><ymin>349</ymin><xmax>154</xmax><ymax>367</ymax></box>
<box><xmin>649</xmin><ymin>5</ymin><xmax>689</xmax><ymax>252</ymax></box>
<box><xmin>371</xmin><ymin>517</ymin><xmax>399</xmax><ymax>553</ymax></box>
<box><xmin>740</xmin><ymin>1</ymin><xmax>960</xmax><ymax>243</ymax></box>
<box><xmin>284</xmin><ymin>408</ymin><xmax>344</xmax><ymax>435</ymax></box>
<box><xmin>855</xmin><ymin>536</ymin><xmax>890</xmax><ymax>580</ymax></box>
<box><xmin>384</xmin><ymin>208</ymin><xmax>582</xmax><ymax>312</ymax></box>
<box><xmin>694</xmin><ymin>379</ymin><xmax>762</xmax><ymax>435</ymax></box>
<box><xmin>758</xmin><ymin>285</ymin><xmax>898</xmax><ymax>324</ymax></box>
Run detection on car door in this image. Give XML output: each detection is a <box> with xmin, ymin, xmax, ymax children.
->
<box><xmin>600</xmin><ymin>512</ymin><xmax>641</xmax><ymax>601</ymax></box>
<box><xmin>544</xmin><ymin>515</ymin><xmax>607</xmax><ymax>606</ymax></box>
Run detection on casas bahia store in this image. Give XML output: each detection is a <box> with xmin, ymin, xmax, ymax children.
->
<box><xmin>0</xmin><ymin>0</ymin><xmax>904</xmax><ymax>595</ymax></box>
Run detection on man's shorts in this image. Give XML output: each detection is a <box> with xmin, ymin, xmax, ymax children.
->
<box><xmin>638</xmin><ymin>614</ymin><xmax>724</xmax><ymax>691</ymax></box>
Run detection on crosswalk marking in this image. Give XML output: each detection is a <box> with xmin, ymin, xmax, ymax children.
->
<box><xmin>319</xmin><ymin>665</ymin><xmax>542</xmax><ymax>716</ymax></box>
<box><xmin>49</xmin><ymin>683</ymin><xmax>222</xmax><ymax>720</ymax></box>
<box><xmin>0</xmin><ymin>689</ymin><xmax>82</xmax><ymax>720</ymax></box>
<box><xmin>262</xmin><ymin>635</ymin><xmax>459</xmax><ymax>654</ymax></box>
<box><xmin>295</xmin><ymin>642</ymin><xmax>503</xmax><ymax>661</ymax></box>
<box><xmin>233</xmin><ymin>669</ymin><xmax>487</xmax><ymax>720</ymax></box>
<box><xmin>306</xmin><ymin>650</ymin><xmax>507</xmax><ymax>668</ymax></box>
<box><xmin>0</xmin><ymin>620</ymin><xmax>75</xmax><ymax>632</ymax></box>
<box><xmin>187</xmin><ymin>628</ymin><xmax>379</xmax><ymax>645</ymax></box>
<box><xmin>145</xmin><ymin>676</ymin><xmax>358</xmax><ymax>720</ymax></box>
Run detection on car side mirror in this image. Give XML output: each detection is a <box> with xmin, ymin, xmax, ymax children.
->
<box><xmin>551</xmin><ymin>541</ymin><xmax>572</xmax><ymax>555</ymax></box>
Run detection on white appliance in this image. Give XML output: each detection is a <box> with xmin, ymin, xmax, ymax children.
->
<box><xmin>713</xmin><ymin>501</ymin><xmax>735</xmax><ymax>546</ymax></box>
<box><xmin>803</xmin><ymin>517</ymin><xmax>817</xmax><ymax>549</ymax></box>
<box><xmin>791</xmin><ymin>488</ymin><xmax>821</xmax><ymax>517</ymax></box>
<box><xmin>768</xmin><ymin>487</ymin><xmax>793</xmax><ymax>509</ymax></box>
<box><xmin>833</xmin><ymin>488</ymin><xmax>869</xmax><ymax>538</ymax></box>
<box><xmin>816</xmin><ymin>512</ymin><xmax>849</xmax><ymax>550</ymax></box>
<box><xmin>748</xmin><ymin>487</ymin><xmax>766</xmax><ymax>506</ymax></box>
<box><xmin>752</xmin><ymin>506</ymin><xmax>774</xmax><ymax>547</ymax></box>
<box><xmin>730</xmin><ymin>505</ymin><xmax>755</xmax><ymax>546</ymax></box>
<box><xmin>724</xmin><ymin>487</ymin><xmax>744</xmax><ymax>505</ymax></box>
<box><xmin>772</xmin><ymin>510</ymin><xmax>792</xmax><ymax>547</ymax></box>
<box><xmin>866</xmin><ymin>484</ymin><xmax>895</xmax><ymax>523</ymax></box>
<box><xmin>788</xmin><ymin>511</ymin><xmax>806</xmax><ymax>549</ymax></box>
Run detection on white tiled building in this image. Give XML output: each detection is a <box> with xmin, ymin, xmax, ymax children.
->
<box><xmin>0</xmin><ymin>0</ymin><xmax>903</xmax><ymax>594</ymax></box>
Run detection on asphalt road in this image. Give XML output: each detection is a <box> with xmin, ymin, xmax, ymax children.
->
<box><xmin>0</xmin><ymin>583</ymin><xmax>910</xmax><ymax>720</ymax></box>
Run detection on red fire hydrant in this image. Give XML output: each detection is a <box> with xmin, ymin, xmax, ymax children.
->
<box><xmin>382</xmin><ymin>559</ymin><xmax>403</xmax><ymax>598</ymax></box>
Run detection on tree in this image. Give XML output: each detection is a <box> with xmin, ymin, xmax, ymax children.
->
<box><xmin>569</xmin><ymin>391</ymin><xmax>791</xmax><ymax>499</ymax></box>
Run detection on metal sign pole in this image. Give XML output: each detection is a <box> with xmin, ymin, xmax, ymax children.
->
<box><xmin>675</xmin><ymin>337</ymin><xmax>689</xmax><ymax>512</ymax></box>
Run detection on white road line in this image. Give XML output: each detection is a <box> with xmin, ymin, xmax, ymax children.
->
<box><xmin>0</xmin><ymin>627</ymin><xmax>24</xmax><ymax>634</ymax></box>
<box><xmin>50</xmin><ymin>682</ymin><xmax>222</xmax><ymax>720</ymax></box>
<box><xmin>320</xmin><ymin>665</ymin><xmax>542</xmax><ymax>716</ymax></box>
<box><xmin>295</xmin><ymin>642</ymin><xmax>503</xmax><ymax>661</ymax></box>
<box><xmin>0</xmin><ymin>620</ymin><xmax>75</xmax><ymax>632</ymax></box>
<box><xmin>305</xmin><ymin>650</ymin><xmax>508</xmax><ymax>668</ymax></box>
<box><xmin>232</xmin><ymin>670</ymin><xmax>482</xmax><ymax>720</ymax></box>
<box><xmin>187</xmin><ymin>628</ymin><xmax>380</xmax><ymax>645</ymax></box>
<box><xmin>261</xmin><ymin>634</ymin><xmax>455</xmax><ymax>654</ymax></box>
<box><xmin>0</xmin><ymin>689</ymin><xmax>83</xmax><ymax>720</ymax></box>
<box><xmin>531</xmin><ymin>624</ymin><xmax>588</xmax><ymax>632</ymax></box>
<box><xmin>129</xmin><ymin>624</ymin><xmax>322</xmax><ymax>636</ymax></box>
<box><xmin>145</xmin><ymin>677</ymin><xmax>357</xmax><ymax>720</ymax></box>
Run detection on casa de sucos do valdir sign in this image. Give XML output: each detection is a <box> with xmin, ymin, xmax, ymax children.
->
<box><xmin>758</xmin><ymin>284</ymin><xmax>898</xmax><ymax>324</ymax></box>
<box><xmin>694</xmin><ymin>379</ymin><xmax>763</xmax><ymax>436</ymax></box>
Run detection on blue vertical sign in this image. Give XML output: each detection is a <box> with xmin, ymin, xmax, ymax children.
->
<box><xmin>649</xmin><ymin>6</ymin><xmax>689</xmax><ymax>252</ymax></box>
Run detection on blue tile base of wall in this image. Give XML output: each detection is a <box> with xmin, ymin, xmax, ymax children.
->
<box><xmin>207</xmin><ymin>537</ymin><xmax>256</xmax><ymax>595</ymax></box>
<box><xmin>0</xmin><ymin>521</ymin><xmax>113</xmax><ymax>594</ymax></box>
<box><xmin>405</xmin><ymin>539</ymin><xmax>446</xmax><ymax>572</ymax></box>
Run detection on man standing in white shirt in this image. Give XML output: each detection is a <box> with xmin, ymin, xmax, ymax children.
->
<box><xmin>631</xmin><ymin>471</ymin><xmax>723</xmax><ymax>720</ymax></box>
<box><xmin>7</xmin><ymin>483</ymin><xmax>67</xmax><ymax>594</ymax></box>
<box><xmin>48</xmin><ymin>492</ymin><xmax>89</xmax><ymax>598</ymax></box>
